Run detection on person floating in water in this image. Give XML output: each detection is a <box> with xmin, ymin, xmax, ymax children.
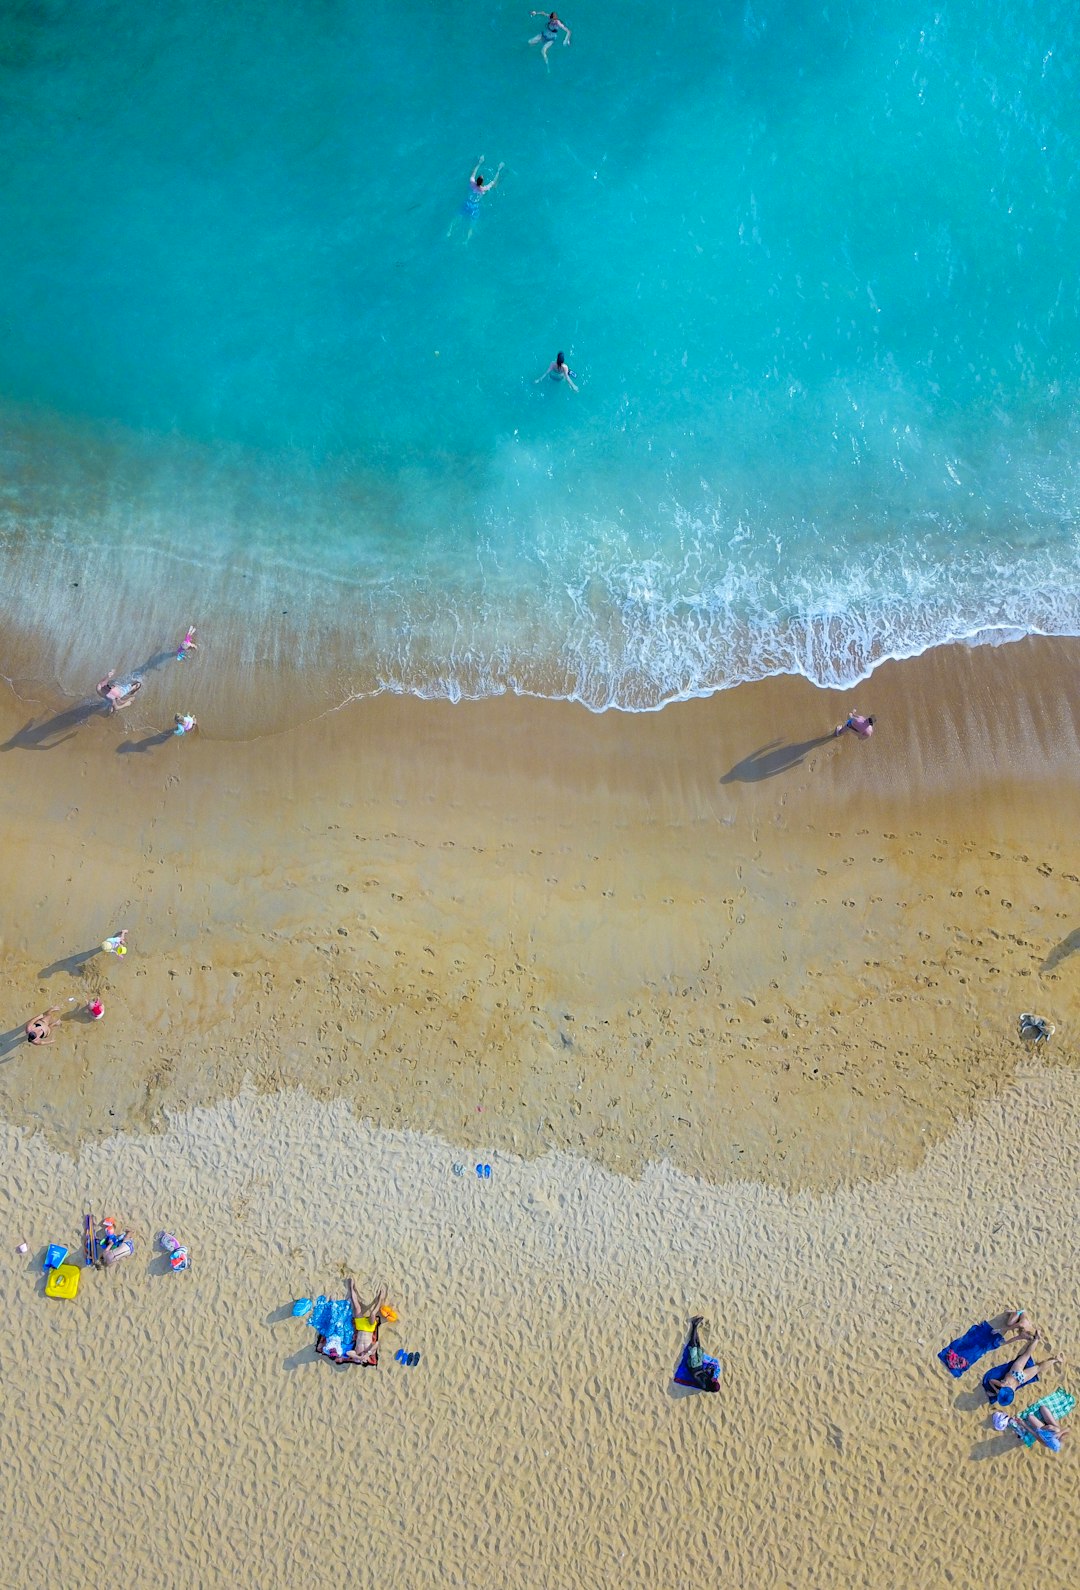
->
<box><xmin>176</xmin><ymin>624</ymin><xmax>197</xmax><ymax>661</ymax></box>
<box><xmin>529</xmin><ymin>10</ymin><xmax>571</xmax><ymax>65</ymax></box>
<box><xmin>535</xmin><ymin>351</ymin><xmax>578</xmax><ymax>392</ymax></box>
<box><xmin>448</xmin><ymin>155</ymin><xmax>504</xmax><ymax>241</ymax></box>
<box><xmin>97</xmin><ymin>669</ymin><xmax>143</xmax><ymax>714</ymax></box>
<box><xmin>834</xmin><ymin>709</ymin><xmax>874</xmax><ymax>739</ymax></box>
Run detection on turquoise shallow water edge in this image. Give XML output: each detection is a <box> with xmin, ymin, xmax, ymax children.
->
<box><xmin>1</xmin><ymin>0</ymin><xmax>1078</xmax><ymax>710</ymax></box>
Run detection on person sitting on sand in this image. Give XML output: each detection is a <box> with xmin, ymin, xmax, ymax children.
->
<box><xmin>1001</xmin><ymin>1308</ymin><xmax>1039</xmax><ymax>1344</ymax></box>
<box><xmin>675</xmin><ymin>1316</ymin><xmax>721</xmax><ymax>1393</ymax></box>
<box><xmin>25</xmin><ymin>1006</ymin><xmax>61</xmax><ymax>1045</ymax></box>
<box><xmin>983</xmin><ymin>1337</ymin><xmax>1061</xmax><ymax>1406</ymax></box>
<box><xmin>834</xmin><ymin>710</ymin><xmax>874</xmax><ymax>739</ymax></box>
<box><xmin>316</xmin><ymin>1279</ymin><xmax>387</xmax><ymax>1367</ymax></box>
<box><xmin>97</xmin><ymin>670</ymin><xmax>143</xmax><ymax>713</ymax></box>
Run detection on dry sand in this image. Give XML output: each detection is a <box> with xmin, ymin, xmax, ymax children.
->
<box><xmin>1</xmin><ymin>635</ymin><xmax>1079</xmax><ymax>1586</ymax></box>
<box><xmin>0</xmin><ymin>1076</ymin><xmax>1077</xmax><ymax>1590</ymax></box>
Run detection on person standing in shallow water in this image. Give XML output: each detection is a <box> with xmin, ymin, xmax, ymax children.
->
<box><xmin>529</xmin><ymin>11</ymin><xmax>571</xmax><ymax>65</ymax></box>
<box><xmin>834</xmin><ymin>709</ymin><xmax>874</xmax><ymax>739</ymax></box>
<box><xmin>448</xmin><ymin>156</ymin><xmax>504</xmax><ymax>241</ymax></box>
<box><xmin>535</xmin><ymin>352</ymin><xmax>578</xmax><ymax>392</ymax></box>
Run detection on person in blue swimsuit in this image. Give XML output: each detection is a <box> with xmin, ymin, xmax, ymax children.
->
<box><xmin>529</xmin><ymin>11</ymin><xmax>571</xmax><ymax>66</ymax></box>
<box><xmin>448</xmin><ymin>155</ymin><xmax>505</xmax><ymax>240</ymax></box>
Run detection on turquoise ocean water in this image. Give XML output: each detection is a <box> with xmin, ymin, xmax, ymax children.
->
<box><xmin>1</xmin><ymin>0</ymin><xmax>1079</xmax><ymax>711</ymax></box>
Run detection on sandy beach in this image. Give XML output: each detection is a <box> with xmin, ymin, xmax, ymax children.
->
<box><xmin>1</xmin><ymin>635</ymin><xmax>1079</xmax><ymax>1586</ymax></box>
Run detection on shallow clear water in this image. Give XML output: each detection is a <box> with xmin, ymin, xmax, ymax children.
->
<box><xmin>1</xmin><ymin>0</ymin><xmax>1079</xmax><ymax>708</ymax></box>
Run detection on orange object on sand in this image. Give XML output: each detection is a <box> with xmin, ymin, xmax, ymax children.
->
<box><xmin>379</xmin><ymin>1305</ymin><xmax>398</xmax><ymax>1323</ymax></box>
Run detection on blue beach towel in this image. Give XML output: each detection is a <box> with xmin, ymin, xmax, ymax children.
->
<box><xmin>307</xmin><ymin>1296</ymin><xmax>356</xmax><ymax>1354</ymax></box>
<box><xmin>673</xmin><ymin>1343</ymin><xmax>721</xmax><ymax>1390</ymax></box>
<box><xmin>938</xmin><ymin>1320</ymin><xmax>1004</xmax><ymax>1377</ymax></box>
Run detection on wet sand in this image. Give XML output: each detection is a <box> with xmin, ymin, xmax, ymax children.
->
<box><xmin>1</xmin><ymin>637</ymin><xmax>1078</xmax><ymax>1190</ymax></box>
<box><xmin>1</xmin><ymin>635</ymin><xmax>1079</xmax><ymax>1585</ymax></box>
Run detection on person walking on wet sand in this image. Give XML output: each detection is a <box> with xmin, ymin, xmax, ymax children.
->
<box><xmin>25</xmin><ymin>1006</ymin><xmax>61</xmax><ymax>1045</ymax></box>
<box><xmin>834</xmin><ymin>709</ymin><xmax>874</xmax><ymax>739</ymax></box>
<box><xmin>97</xmin><ymin>669</ymin><xmax>142</xmax><ymax>713</ymax></box>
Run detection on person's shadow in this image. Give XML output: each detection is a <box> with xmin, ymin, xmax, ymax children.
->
<box><xmin>721</xmin><ymin>734</ymin><xmax>834</xmax><ymax>784</ymax></box>
<box><xmin>1043</xmin><ymin>929</ymin><xmax>1080</xmax><ymax>974</ymax></box>
<box><xmin>0</xmin><ymin>1024</ymin><xmax>29</xmax><ymax>1060</ymax></box>
<box><xmin>132</xmin><ymin>647</ymin><xmax>181</xmax><ymax>677</ymax></box>
<box><xmin>38</xmin><ymin>945</ymin><xmax>102</xmax><ymax>979</ymax></box>
<box><xmin>0</xmin><ymin>701</ymin><xmax>104</xmax><ymax>752</ymax></box>
<box><xmin>117</xmin><ymin>728</ymin><xmax>175</xmax><ymax>755</ymax></box>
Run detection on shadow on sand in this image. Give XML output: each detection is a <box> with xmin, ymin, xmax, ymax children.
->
<box><xmin>1042</xmin><ymin>929</ymin><xmax>1080</xmax><ymax>974</ymax></box>
<box><xmin>0</xmin><ymin>701</ymin><xmax>105</xmax><ymax>752</ymax></box>
<box><xmin>0</xmin><ymin>1024</ymin><xmax>29</xmax><ymax>1061</ymax></box>
<box><xmin>117</xmin><ymin>729</ymin><xmax>176</xmax><ymax>755</ymax></box>
<box><xmin>721</xmin><ymin>734</ymin><xmax>834</xmax><ymax>784</ymax></box>
<box><xmin>38</xmin><ymin>946</ymin><xmax>102</xmax><ymax>979</ymax></box>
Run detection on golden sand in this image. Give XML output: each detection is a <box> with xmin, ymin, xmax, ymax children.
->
<box><xmin>1</xmin><ymin>636</ymin><xmax>1079</xmax><ymax>1586</ymax></box>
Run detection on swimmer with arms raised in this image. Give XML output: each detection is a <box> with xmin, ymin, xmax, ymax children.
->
<box><xmin>448</xmin><ymin>156</ymin><xmax>505</xmax><ymax>241</ymax></box>
<box><xmin>529</xmin><ymin>11</ymin><xmax>571</xmax><ymax>65</ymax></box>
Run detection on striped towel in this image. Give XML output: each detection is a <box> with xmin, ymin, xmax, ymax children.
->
<box><xmin>1013</xmin><ymin>1388</ymin><xmax>1075</xmax><ymax>1448</ymax></box>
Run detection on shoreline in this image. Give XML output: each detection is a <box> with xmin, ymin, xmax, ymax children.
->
<box><xmin>2</xmin><ymin>634</ymin><xmax>1077</xmax><ymax>1191</ymax></box>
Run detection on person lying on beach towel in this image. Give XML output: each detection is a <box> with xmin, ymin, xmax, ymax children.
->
<box><xmin>316</xmin><ymin>1279</ymin><xmax>387</xmax><ymax>1367</ymax></box>
<box><xmin>1023</xmin><ymin>1406</ymin><xmax>1068</xmax><ymax>1452</ymax></box>
<box><xmin>938</xmin><ymin>1310</ymin><xmax>1035</xmax><ymax>1377</ymax></box>
<box><xmin>995</xmin><ymin>1403</ymin><xmax>1070</xmax><ymax>1454</ymax></box>
<box><xmin>673</xmin><ymin>1316</ymin><xmax>721</xmax><ymax>1393</ymax></box>
<box><xmin>983</xmin><ymin>1338</ymin><xmax>1061</xmax><ymax>1406</ymax></box>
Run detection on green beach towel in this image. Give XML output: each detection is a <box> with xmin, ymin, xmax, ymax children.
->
<box><xmin>1014</xmin><ymin>1388</ymin><xmax>1075</xmax><ymax>1448</ymax></box>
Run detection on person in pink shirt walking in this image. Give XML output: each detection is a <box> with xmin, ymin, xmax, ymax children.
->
<box><xmin>834</xmin><ymin>709</ymin><xmax>875</xmax><ymax>739</ymax></box>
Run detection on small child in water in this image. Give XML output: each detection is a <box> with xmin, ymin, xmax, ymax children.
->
<box><xmin>174</xmin><ymin>713</ymin><xmax>197</xmax><ymax>737</ymax></box>
<box><xmin>176</xmin><ymin>624</ymin><xmax>197</xmax><ymax>661</ymax></box>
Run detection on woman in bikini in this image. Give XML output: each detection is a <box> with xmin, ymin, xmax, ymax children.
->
<box><xmin>25</xmin><ymin>1006</ymin><xmax>61</xmax><ymax>1045</ymax></box>
<box><xmin>983</xmin><ymin>1334</ymin><xmax>1061</xmax><ymax>1406</ymax></box>
<box><xmin>316</xmin><ymin>1279</ymin><xmax>387</xmax><ymax>1367</ymax></box>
